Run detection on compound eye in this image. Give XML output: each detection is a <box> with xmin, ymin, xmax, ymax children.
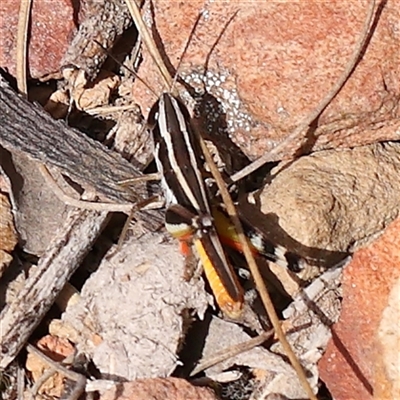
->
<box><xmin>200</xmin><ymin>215</ymin><xmax>213</xmax><ymax>228</ymax></box>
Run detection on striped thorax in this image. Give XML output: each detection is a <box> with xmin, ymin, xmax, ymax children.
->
<box><xmin>148</xmin><ymin>92</ymin><xmax>244</xmax><ymax>318</ymax></box>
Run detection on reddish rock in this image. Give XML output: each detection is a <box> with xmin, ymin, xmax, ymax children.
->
<box><xmin>0</xmin><ymin>0</ymin><xmax>76</xmax><ymax>79</ymax></box>
<box><xmin>319</xmin><ymin>217</ymin><xmax>400</xmax><ymax>400</ymax></box>
<box><xmin>100</xmin><ymin>378</ymin><xmax>219</xmax><ymax>400</ymax></box>
<box><xmin>133</xmin><ymin>1</ymin><xmax>400</xmax><ymax>159</ymax></box>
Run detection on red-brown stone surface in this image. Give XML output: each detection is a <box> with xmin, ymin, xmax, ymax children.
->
<box><xmin>100</xmin><ymin>377</ymin><xmax>219</xmax><ymax>400</ymax></box>
<box><xmin>133</xmin><ymin>1</ymin><xmax>400</xmax><ymax>159</ymax></box>
<box><xmin>2</xmin><ymin>2</ymin><xmax>398</xmax><ymax>157</ymax></box>
<box><xmin>318</xmin><ymin>217</ymin><xmax>400</xmax><ymax>400</ymax></box>
<box><xmin>0</xmin><ymin>0</ymin><xmax>76</xmax><ymax>79</ymax></box>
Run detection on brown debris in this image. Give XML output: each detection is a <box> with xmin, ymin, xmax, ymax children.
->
<box><xmin>25</xmin><ymin>336</ymin><xmax>75</xmax><ymax>398</ymax></box>
<box><xmin>0</xmin><ymin>194</ymin><xmax>17</xmax><ymax>251</ymax></box>
<box><xmin>0</xmin><ymin>193</ymin><xmax>17</xmax><ymax>278</ymax></box>
<box><xmin>61</xmin><ymin>68</ymin><xmax>121</xmax><ymax>112</ymax></box>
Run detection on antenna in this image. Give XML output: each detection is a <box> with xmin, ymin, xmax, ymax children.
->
<box><xmin>203</xmin><ymin>10</ymin><xmax>238</xmax><ymax>80</ymax></box>
<box><xmin>170</xmin><ymin>12</ymin><xmax>203</xmax><ymax>93</ymax></box>
<box><xmin>171</xmin><ymin>9</ymin><xmax>238</xmax><ymax>98</ymax></box>
<box><xmin>93</xmin><ymin>39</ymin><xmax>159</xmax><ymax>99</ymax></box>
<box><xmin>127</xmin><ymin>0</ymin><xmax>238</xmax><ymax>102</ymax></box>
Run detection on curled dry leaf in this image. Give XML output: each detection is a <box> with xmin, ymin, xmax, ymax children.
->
<box><xmin>43</xmin><ymin>88</ymin><xmax>70</xmax><ymax>120</ymax></box>
<box><xmin>45</xmin><ymin>69</ymin><xmax>121</xmax><ymax>120</ymax></box>
<box><xmin>71</xmin><ymin>70</ymin><xmax>121</xmax><ymax>111</ymax></box>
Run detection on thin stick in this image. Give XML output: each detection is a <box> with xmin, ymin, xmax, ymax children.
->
<box><xmin>230</xmin><ymin>0</ymin><xmax>376</xmax><ymax>183</ymax></box>
<box><xmin>198</xmin><ymin>136</ymin><xmax>317</xmax><ymax>400</ymax></box>
<box><xmin>28</xmin><ymin>353</ymin><xmax>75</xmax><ymax>400</ymax></box>
<box><xmin>16</xmin><ymin>0</ymin><xmax>32</xmax><ymax>97</ymax></box>
<box><xmin>85</xmin><ymin>104</ymin><xmax>142</xmax><ymax>116</ymax></box>
<box><xmin>39</xmin><ymin>164</ymin><xmax>136</xmax><ymax>214</ymax></box>
<box><xmin>26</xmin><ymin>344</ymin><xmax>86</xmax><ymax>400</ymax></box>
<box><xmin>17</xmin><ymin>365</ymin><xmax>25</xmax><ymax>400</ymax></box>
<box><xmin>0</xmin><ymin>209</ymin><xmax>110</xmax><ymax>369</ymax></box>
<box><xmin>118</xmin><ymin>172</ymin><xmax>161</xmax><ymax>185</ymax></box>
<box><xmin>190</xmin><ymin>329</ymin><xmax>274</xmax><ymax>376</ymax></box>
<box><xmin>124</xmin><ymin>0</ymin><xmax>173</xmax><ymax>91</ymax></box>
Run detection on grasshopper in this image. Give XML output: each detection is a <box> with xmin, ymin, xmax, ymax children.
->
<box><xmin>128</xmin><ymin>6</ymin><xmax>305</xmax><ymax>319</ymax></box>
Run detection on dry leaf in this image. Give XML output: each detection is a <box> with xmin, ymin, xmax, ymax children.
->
<box><xmin>25</xmin><ymin>336</ymin><xmax>75</xmax><ymax>398</ymax></box>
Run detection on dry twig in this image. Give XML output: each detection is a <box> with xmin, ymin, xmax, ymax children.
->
<box><xmin>26</xmin><ymin>344</ymin><xmax>86</xmax><ymax>400</ymax></box>
<box><xmin>190</xmin><ymin>329</ymin><xmax>274</xmax><ymax>376</ymax></box>
<box><xmin>0</xmin><ymin>209</ymin><xmax>110</xmax><ymax>369</ymax></box>
<box><xmin>15</xmin><ymin>0</ymin><xmax>32</xmax><ymax>96</ymax></box>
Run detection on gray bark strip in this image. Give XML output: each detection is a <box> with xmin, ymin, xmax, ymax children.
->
<box><xmin>0</xmin><ymin>74</ymin><xmax>145</xmax><ymax>205</ymax></box>
<box><xmin>0</xmin><ymin>208</ymin><xmax>110</xmax><ymax>369</ymax></box>
<box><xmin>61</xmin><ymin>0</ymin><xmax>135</xmax><ymax>80</ymax></box>
<box><xmin>0</xmin><ymin>73</ymin><xmax>165</xmax><ymax>369</ymax></box>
